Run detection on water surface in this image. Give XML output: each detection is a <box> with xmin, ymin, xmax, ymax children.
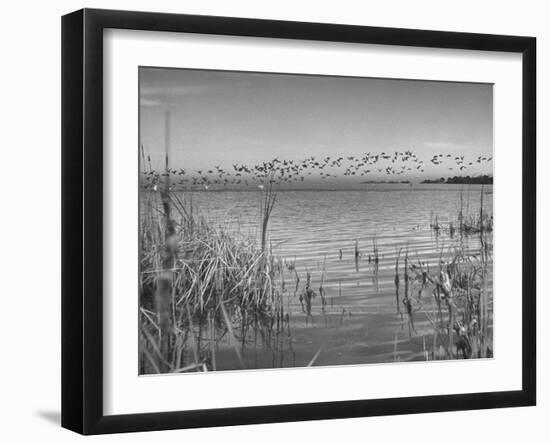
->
<box><xmin>164</xmin><ymin>184</ymin><xmax>493</xmax><ymax>368</ymax></box>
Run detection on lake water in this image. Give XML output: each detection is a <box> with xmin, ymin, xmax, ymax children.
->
<box><xmin>153</xmin><ymin>184</ymin><xmax>493</xmax><ymax>369</ymax></box>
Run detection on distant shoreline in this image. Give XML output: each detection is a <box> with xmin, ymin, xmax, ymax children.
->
<box><xmin>360</xmin><ymin>180</ymin><xmax>411</xmax><ymax>184</ymax></box>
<box><xmin>421</xmin><ymin>175</ymin><xmax>493</xmax><ymax>185</ymax></box>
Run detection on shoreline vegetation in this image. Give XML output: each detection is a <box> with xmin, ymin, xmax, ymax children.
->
<box><xmin>421</xmin><ymin>175</ymin><xmax>493</xmax><ymax>185</ymax></box>
<box><xmin>139</xmin><ymin>152</ymin><xmax>493</xmax><ymax>374</ymax></box>
<box><xmin>361</xmin><ymin>180</ymin><xmax>410</xmax><ymax>184</ymax></box>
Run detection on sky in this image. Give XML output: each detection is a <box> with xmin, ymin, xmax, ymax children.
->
<box><xmin>139</xmin><ymin>67</ymin><xmax>493</xmax><ymax>187</ymax></box>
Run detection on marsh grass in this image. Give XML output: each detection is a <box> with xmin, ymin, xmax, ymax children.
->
<box><xmin>431</xmin><ymin>187</ymin><xmax>493</xmax><ymax>237</ymax></box>
<box><xmin>394</xmin><ymin>188</ymin><xmax>493</xmax><ymax>359</ymax></box>
<box><xmin>139</xmin><ymin>186</ymin><xmax>289</xmax><ymax>374</ymax></box>
<box><xmin>398</xmin><ymin>242</ymin><xmax>493</xmax><ymax>359</ymax></box>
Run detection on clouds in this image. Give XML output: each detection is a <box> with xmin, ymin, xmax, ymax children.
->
<box><xmin>423</xmin><ymin>141</ymin><xmax>457</xmax><ymax>149</ymax></box>
<box><xmin>140</xmin><ymin>97</ymin><xmax>163</xmax><ymax>107</ymax></box>
<box><xmin>139</xmin><ymin>68</ymin><xmax>257</xmax><ymax>107</ymax></box>
<box><xmin>141</xmin><ymin>84</ymin><xmax>213</xmax><ymax>99</ymax></box>
<box><xmin>139</xmin><ymin>83</ymin><xmax>216</xmax><ymax>108</ymax></box>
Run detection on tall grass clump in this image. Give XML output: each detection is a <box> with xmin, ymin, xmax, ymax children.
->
<box><xmin>139</xmin><ymin>186</ymin><xmax>289</xmax><ymax>374</ymax></box>
<box><xmin>397</xmin><ymin>242</ymin><xmax>492</xmax><ymax>359</ymax></box>
<box><xmin>431</xmin><ymin>187</ymin><xmax>493</xmax><ymax>237</ymax></box>
<box><xmin>395</xmin><ymin>188</ymin><xmax>493</xmax><ymax>359</ymax></box>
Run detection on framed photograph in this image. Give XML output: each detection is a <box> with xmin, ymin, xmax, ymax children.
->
<box><xmin>61</xmin><ymin>8</ymin><xmax>536</xmax><ymax>435</ymax></box>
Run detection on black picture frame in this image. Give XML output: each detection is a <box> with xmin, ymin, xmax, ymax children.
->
<box><xmin>61</xmin><ymin>8</ymin><xmax>536</xmax><ymax>435</ymax></box>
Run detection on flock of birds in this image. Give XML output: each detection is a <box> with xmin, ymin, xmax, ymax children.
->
<box><xmin>140</xmin><ymin>150</ymin><xmax>493</xmax><ymax>190</ymax></box>
<box><xmin>429</xmin><ymin>153</ymin><xmax>492</xmax><ymax>171</ymax></box>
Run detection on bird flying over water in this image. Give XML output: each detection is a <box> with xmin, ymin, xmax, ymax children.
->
<box><xmin>140</xmin><ymin>148</ymin><xmax>492</xmax><ymax>191</ymax></box>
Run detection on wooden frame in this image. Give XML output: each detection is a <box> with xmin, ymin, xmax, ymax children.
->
<box><xmin>62</xmin><ymin>8</ymin><xmax>536</xmax><ymax>435</ymax></box>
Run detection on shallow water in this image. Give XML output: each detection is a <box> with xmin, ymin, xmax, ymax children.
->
<box><xmin>186</xmin><ymin>184</ymin><xmax>492</xmax><ymax>303</ymax></box>
<box><xmin>147</xmin><ymin>184</ymin><xmax>494</xmax><ymax>369</ymax></box>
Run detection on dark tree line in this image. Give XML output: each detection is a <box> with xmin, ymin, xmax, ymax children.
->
<box><xmin>421</xmin><ymin>175</ymin><xmax>493</xmax><ymax>184</ymax></box>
